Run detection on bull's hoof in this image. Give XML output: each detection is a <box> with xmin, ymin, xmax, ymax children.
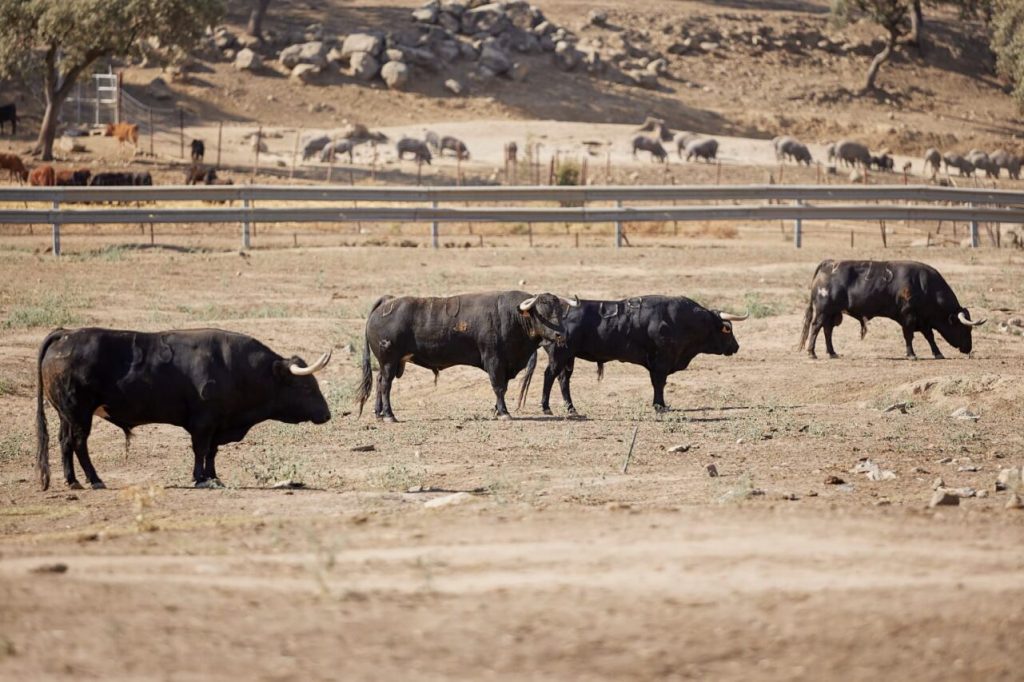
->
<box><xmin>807</xmin><ymin>351</ymin><xmax>818</xmax><ymax>360</ymax></box>
<box><xmin>907</xmin><ymin>355</ymin><xmax>918</xmax><ymax>361</ymax></box>
<box><xmin>66</xmin><ymin>480</ymin><xmax>83</xmax><ymax>490</ymax></box>
<box><xmin>932</xmin><ymin>353</ymin><xmax>945</xmax><ymax>360</ymax></box>
<box><xmin>828</xmin><ymin>353</ymin><xmax>840</xmax><ymax>359</ymax></box>
<box><xmin>496</xmin><ymin>413</ymin><xmax>513</xmax><ymax>422</ymax></box>
<box><xmin>382</xmin><ymin>415</ymin><xmax>398</xmax><ymax>424</ymax></box>
<box><xmin>541</xmin><ymin>407</ymin><xmax>553</xmax><ymax>416</ymax></box>
<box><xmin>90</xmin><ymin>480</ymin><xmax>106</xmax><ymax>490</ymax></box>
<box><xmin>654</xmin><ymin>404</ymin><xmax>670</xmax><ymax>413</ymax></box>
<box><xmin>195</xmin><ymin>478</ymin><xmax>224</xmax><ymax>489</ymax></box>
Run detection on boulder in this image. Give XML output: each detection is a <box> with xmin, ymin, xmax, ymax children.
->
<box><xmin>627</xmin><ymin>69</ymin><xmax>658</xmax><ymax>88</ymax></box>
<box><xmin>553</xmin><ymin>40</ymin><xmax>582</xmax><ymax>70</ymax></box>
<box><xmin>412</xmin><ymin>6</ymin><xmax>438</xmax><ymax>23</ymax></box>
<box><xmin>504</xmin><ymin>0</ymin><xmax>534</xmax><ymax>30</ymax></box>
<box><xmin>533</xmin><ymin>20</ymin><xmax>554</xmax><ymax>36</ymax></box>
<box><xmin>325</xmin><ymin>47</ymin><xmax>345</xmax><ymax>65</ymax></box>
<box><xmin>290</xmin><ymin>63</ymin><xmax>319</xmax><ymax>83</ymax></box>
<box><xmin>435</xmin><ymin>40</ymin><xmax>462</xmax><ymax>62</ymax></box>
<box><xmin>401</xmin><ymin>45</ymin><xmax>442</xmax><ymax>70</ymax></box>
<box><xmin>441</xmin><ymin>0</ymin><xmax>466</xmax><ymax>15</ymax></box>
<box><xmin>438</xmin><ymin>12</ymin><xmax>462</xmax><ymax>33</ymax></box>
<box><xmin>234</xmin><ymin>48</ymin><xmax>261</xmax><ymax>71</ymax></box>
<box><xmin>214</xmin><ymin>29</ymin><xmax>238</xmax><ymax>51</ymax></box>
<box><xmin>381</xmin><ymin>60</ymin><xmax>410</xmax><ymax>89</ymax></box>
<box><xmin>479</xmin><ymin>41</ymin><xmax>512</xmax><ymax>74</ymax></box>
<box><xmin>461</xmin><ymin>3</ymin><xmax>509</xmax><ymax>35</ymax></box>
<box><xmin>459</xmin><ymin>40</ymin><xmax>480</xmax><ymax>60</ymax></box>
<box><xmin>56</xmin><ymin>136</ymin><xmax>87</xmax><ymax>154</ymax></box>
<box><xmin>587</xmin><ymin>9</ymin><xmax>608</xmax><ymax>27</ymax></box>
<box><xmin>445</xmin><ymin>78</ymin><xmax>464</xmax><ymax>94</ymax></box>
<box><xmin>349</xmin><ymin>51</ymin><xmax>380</xmax><ymax>80</ymax></box>
<box><xmin>384</xmin><ymin>48</ymin><xmax>405</xmax><ymax>62</ymax></box>
<box><xmin>304</xmin><ymin>22</ymin><xmax>325</xmax><ymax>41</ymax></box>
<box><xmin>279</xmin><ymin>41</ymin><xmax>326</xmax><ymax>68</ymax></box>
<box><xmin>341</xmin><ymin>33</ymin><xmax>383</xmax><ymax>57</ymax></box>
<box><xmin>646</xmin><ymin>57</ymin><xmax>667</xmax><ymax>75</ymax></box>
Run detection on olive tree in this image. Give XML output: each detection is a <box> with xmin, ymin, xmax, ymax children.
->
<box><xmin>991</xmin><ymin>0</ymin><xmax>1024</xmax><ymax>110</ymax></box>
<box><xmin>0</xmin><ymin>0</ymin><xmax>223</xmax><ymax>160</ymax></box>
<box><xmin>833</xmin><ymin>0</ymin><xmax>911</xmax><ymax>91</ymax></box>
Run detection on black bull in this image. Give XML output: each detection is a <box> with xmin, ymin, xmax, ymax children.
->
<box><xmin>36</xmin><ymin>328</ymin><xmax>332</xmax><ymax>490</ymax></box>
<box><xmin>518</xmin><ymin>296</ymin><xmax>748</xmax><ymax>414</ymax></box>
<box><xmin>798</xmin><ymin>260</ymin><xmax>986</xmax><ymax>359</ymax></box>
<box><xmin>357</xmin><ymin>291</ymin><xmax>578</xmax><ymax>421</ymax></box>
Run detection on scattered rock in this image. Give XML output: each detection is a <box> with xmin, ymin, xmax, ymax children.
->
<box><xmin>929</xmin><ymin>490</ymin><xmax>960</xmax><ymax>507</ymax></box>
<box><xmin>976</xmin><ymin>489</ymin><xmax>989</xmax><ymax>499</ymax></box>
<box><xmin>56</xmin><ymin>136</ymin><xmax>87</xmax><ymax>154</ymax></box>
<box><xmin>290</xmin><ymin>63</ymin><xmax>319</xmax><ymax>83</ymax></box>
<box><xmin>280</xmin><ymin>41</ymin><xmax>327</xmax><ymax>68</ymax></box>
<box><xmin>509</xmin><ymin>61</ymin><xmax>529</xmax><ymax>81</ymax></box>
<box><xmin>412</xmin><ymin>6</ymin><xmax>438</xmax><ymax>23</ymax></box>
<box><xmin>341</xmin><ymin>33</ymin><xmax>383</xmax><ymax>58</ymax></box>
<box><xmin>587</xmin><ymin>9</ymin><xmax>608</xmax><ymax>27</ymax></box>
<box><xmin>932</xmin><ymin>477</ymin><xmax>945</xmax><ymax>490</ymax></box>
<box><xmin>950</xmin><ymin>407</ymin><xmax>980</xmax><ymax>421</ymax></box>
<box><xmin>351</xmin><ymin>444</ymin><xmax>376</xmax><ymax>452</ymax></box>
<box><xmin>936</xmin><ymin>457</ymin><xmax>953</xmax><ymax>464</ymax></box>
<box><xmin>882</xmin><ymin>401</ymin><xmax>908</xmax><ymax>414</ymax></box>
<box><xmin>706</xmin><ymin>463</ymin><xmax>719</xmax><ymax>478</ymax></box>
<box><xmin>1006</xmin><ymin>493</ymin><xmax>1024</xmax><ymax>509</ymax></box>
<box><xmin>381</xmin><ymin>60</ymin><xmax>410</xmax><ymax>89</ymax></box>
<box><xmin>349</xmin><ymin>51</ymin><xmax>380</xmax><ymax>80</ymax></box>
<box><xmin>667</xmin><ymin>444</ymin><xmax>691</xmax><ymax>453</ymax></box>
<box><xmin>30</xmin><ymin>563</ymin><xmax>69</xmax><ymax>574</ymax></box>
<box><xmin>958</xmin><ymin>465</ymin><xmax>980</xmax><ymax>472</ymax></box>
<box><xmin>945</xmin><ymin>486</ymin><xmax>977</xmax><ymax>498</ymax></box>
<box><xmin>444</xmin><ymin>78</ymin><xmax>464</xmax><ymax>94</ymax></box>
<box><xmin>479</xmin><ymin>42</ymin><xmax>512</xmax><ymax>74</ymax></box>
<box><xmin>234</xmin><ymin>48</ymin><xmax>261</xmax><ymax>71</ymax></box>
<box><xmin>995</xmin><ymin>467</ymin><xmax>1021</xmax><ymax>492</ymax></box>
<box><xmin>424</xmin><ymin>491</ymin><xmax>474</xmax><ymax>508</ymax></box>
<box><xmin>824</xmin><ymin>475</ymin><xmax>845</xmax><ymax>485</ymax></box>
<box><xmin>271</xmin><ymin>479</ymin><xmax>305</xmax><ymax>489</ymax></box>
<box><xmin>851</xmin><ymin>458</ymin><xmax>896</xmax><ymax>481</ymax></box>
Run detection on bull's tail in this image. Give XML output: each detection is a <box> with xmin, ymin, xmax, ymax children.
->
<box><xmin>798</xmin><ymin>260</ymin><xmax>830</xmax><ymax>351</ymax></box>
<box><xmin>516</xmin><ymin>351</ymin><xmax>538</xmax><ymax>411</ymax></box>
<box><xmin>356</xmin><ymin>296</ymin><xmax>390</xmax><ymax>417</ymax></box>
<box><xmin>596</xmin><ymin>362</ymin><xmax>605</xmax><ymax>381</ymax></box>
<box><xmin>36</xmin><ymin>329</ymin><xmax>63</xmax><ymax>491</ymax></box>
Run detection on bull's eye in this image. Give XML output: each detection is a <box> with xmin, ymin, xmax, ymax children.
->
<box><xmin>721</xmin><ymin>324</ymin><xmax>732</xmax><ymax>334</ymax></box>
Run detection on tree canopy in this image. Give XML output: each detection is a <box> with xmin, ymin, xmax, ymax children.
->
<box><xmin>0</xmin><ymin>0</ymin><xmax>223</xmax><ymax>159</ymax></box>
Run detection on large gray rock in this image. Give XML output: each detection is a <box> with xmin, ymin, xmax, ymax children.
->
<box><xmin>504</xmin><ymin>1</ymin><xmax>534</xmax><ymax>30</ymax></box>
<box><xmin>553</xmin><ymin>40</ymin><xmax>582</xmax><ymax>70</ymax></box>
<box><xmin>290</xmin><ymin>63</ymin><xmax>319</xmax><ymax>83</ymax></box>
<box><xmin>479</xmin><ymin>41</ymin><xmax>511</xmax><ymax>74</ymax></box>
<box><xmin>461</xmin><ymin>3</ymin><xmax>509</xmax><ymax>35</ymax></box>
<box><xmin>341</xmin><ymin>33</ymin><xmax>383</xmax><ymax>57</ymax></box>
<box><xmin>444</xmin><ymin>78</ymin><xmax>464</xmax><ymax>94</ymax></box>
<box><xmin>349</xmin><ymin>51</ymin><xmax>380</xmax><ymax>80</ymax></box>
<box><xmin>401</xmin><ymin>45</ymin><xmax>442</xmax><ymax>70</ymax></box>
<box><xmin>435</xmin><ymin>40</ymin><xmax>462</xmax><ymax>63</ymax></box>
<box><xmin>509</xmin><ymin>61</ymin><xmax>529</xmax><ymax>81</ymax></box>
<box><xmin>412</xmin><ymin>6</ymin><xmax>438</xmax><ymax>23</ymax></box>
<box><xmin>279</xmin><ymin>41</ymin><xmax>326</xmax><ymax>68</ymax></box>
<box><xmin>381</xmin><ymin>60</ymin><xmax>410</xmax><ymax>89</ymax></box>
<box><xmin>234</xmin><ymin>48</ymin><xmax>261</xmax><ymax>71</ymax></box>
<box><xmin>438</xmin><ymin>12</ymin><xmax>461</xmax><ymax>33</ymax></box>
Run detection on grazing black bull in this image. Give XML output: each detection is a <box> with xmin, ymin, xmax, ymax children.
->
<box><xmin>518</xmin><ymin>296</ymin><xmax>747</xmax><ymax>415</ymax></box>
<box><xmin>357</xmin><ymin>291</ymin><xmax>578</xmax><ymax>421</ymax></box>
<box><xmin>36</xmin><ymin>328</ymin><xmax>332</xmax><ymax>491</ymax></box>
<box><xmin>798</xmin><ymin>260</ymin><xmax>986</xmax><ymax>360</ymax></box>
<box><xmin>191</xmin><ymin>139</ymin><xmax>205</xmax><ymax>162</ymax></box>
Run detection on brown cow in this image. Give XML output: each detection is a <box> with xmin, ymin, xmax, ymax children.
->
<box><xmin>0</xmin><ymin>153</ymin><xmax>29</xmax><ymax>183</ymax></box>
<box><xmin>105</xmin><ymin>122</ymin><xmax>140</xmax><ymax>147</ymax></box>
<box><xmin>29</xmin><ymin>165</ymin><xmax>55</xmax><ymax>186</ymax></box>
<box><xmin>55</xmin><ymin>168</ymin><xmax>92</xmax><ymax>186</ymax></box>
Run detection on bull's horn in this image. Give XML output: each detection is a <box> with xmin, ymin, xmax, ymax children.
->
<box><xmin>518</xmin><ymin>295</ymin><xmax>539</xmax><ymax>311</ymax></box>
<box><xmin>289</xmin><ymin>350</ymin><xmax>332</xmax><ymax>376</ymax></box>
<box><xmin>957</xmin><ymin>312</ymin><xmax>986</xmax><ymax>327</ymax></box>
<box><xmin>719</xmin><ymin>311</ymin><xmax>749</xmax><ymax>321</ymax></box>
<box><xmin>559</xmin><ymin>294</ymin><xmax>581</xmax><ymax>307</ymax></box>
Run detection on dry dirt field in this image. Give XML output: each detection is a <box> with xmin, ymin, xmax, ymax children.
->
<box><xmin>1</xmin><ymin>230</ymin><xmax>1023</xmax><ymax>680</ymax></box>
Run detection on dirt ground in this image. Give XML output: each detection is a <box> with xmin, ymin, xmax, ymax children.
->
<box><xmin>1</xmin><ymin>231</ymin><xmax>1023</xmax><ymax>680</ymax></box>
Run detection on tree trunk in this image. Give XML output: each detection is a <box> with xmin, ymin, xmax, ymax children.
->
<box><xmin>908</xmin><ymin>0</ymin><xmax>924</xmax><ymax>49</ymax></box>
<box><xmin>864</xmin><ymin>32</ymin><xmax>897</xmax><ymax>91</ymax></box>
<box><xmin>248</xmin><ymin>0</ymin><xmax>272</xmax><ymax>39</ymax></box>
<box><xmin>36</xmin><ymin>99</ymin><xmax>61</xmax><ymax>161</ymax></box>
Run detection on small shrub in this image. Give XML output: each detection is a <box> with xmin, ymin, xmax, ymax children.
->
<box><xmin>242</xmin><ymin>449</ymin><xmax>303</xmax><ymax>486</ymax></box>
<box><xmin>554</xmin><ymin>159</ymin><xmax>581</xmax><ymax>186</ymax></box>
<box><xmin>743</xmin><ymin>293</ymin><xmax>779</xmax><ymax>319</ymax></box>
<box><xmin>0</xmin><ymin>432</ymin><xmax>26</xmax><ymax>463</ymax></box>
<box><xmin>367</xmin><ymin>463</ymin><xmax>425</xmax><ymax>491</ymax></box>
<box><xmin>3</xmin><ymin>293</ymin><xmax>79</xmax><ymax>330</ymax></box>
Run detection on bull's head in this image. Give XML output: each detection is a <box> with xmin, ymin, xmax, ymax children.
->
<box><xmin>273</xmin><ymin>350</ymin><xmax>332</xmax><ymax>424</ymax></box>
<box><xmin>939</xmin><ymin>309</ymin><xmax>986</xmax><ymax>354</ymax></box>
<box><xmin>708</xmin><ymin>310</ymin><xmax>748</xmax><ymax>356</ymax></box>
<box><xmin>518</xmin><ymin>293</ymin><xmax>579</xmax><ymax>346</ymax></box>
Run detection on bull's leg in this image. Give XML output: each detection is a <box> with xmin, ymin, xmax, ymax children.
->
<box><xmin>806</xmin><ymin>315</ymin><xmax>825</xmax><ymax>359</ymax></box>
<box><xmin>374</xmin><ymin>373</ymin><xmax>384</xmax><ymax>418</ymax></box>
<box><xmin>823</xmin><ymin>320</ymin><xmax>840</xmax><ymax>359</ymax></box>
<box><xmin>902</xmin><ymin>325</ymin><xmax>918</xmax><ymax>359</ymax></box>
<box><xmin>540</xmin><ymin>364</ymin><xmax>557</xmax><ymax>416</ymax></box>
<box><xmin>379</xmin><ymin>363</ymin><xmax>399</xmax><ymax>423</ymax></box>
<box><xmin>59</xmin><ymin>418</ymin><xmax>81</xmax><ymax>489</ymax></box>
<box><xmin>70</xmin><ymin>420</ymin><xmax>104</xmax><ymax>490</ymax></box>
<box><xmin>649</xmin><ymin>370</ymin><xmax>669</xmax><ymax>412</ymax></box>
<box><xmin>557</xmin><ymin>357</ymin><xmax>578</xmax><ymax>416</ymax></box>
<box><xmin>485</xmin><ymin>364</ymin><xmax>512</xmax><ymax>420</ymax></box>
<box><xmin>203</xmin><ymin>445</ymin><xmax>220</xmax><ymax>484</ymax></box>
<box><xmin>921</xmin><ymin>328</ymin><xmax>944</xmax><ymax>359</ymax></box>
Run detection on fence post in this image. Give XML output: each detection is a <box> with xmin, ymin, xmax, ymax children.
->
<box><xmin>970</xmin><ymin>202</ymin><xmax>979</xmax><ymax>248</ymax></box>
<box><xmin>793</xmin><ymin>199</ymin><xmax>802</xmax><ymax>249</ymax></box>
<box><xmin>51</xmin><ymin>200</ymin><xmax>61</xmax><ymax>257</ymax></box>
<box><xmin>614</xmin><ymin>199</ymin><xmax>623</xmax><ymax>248</ymax></box>
<box><xmin>148</xmin><ymin>108</ymin><xmax>154</xmax><ymax>157</ymax></box>
<box><xmin>216</xmin><ymin>121</ymin><xmax>223</xmax><ymax>169</ymax></box>
<box><xmin>242</xmin><ymin>197</ymin><xmax>251</xmax><ymax>250</ymax></box>
<box><xmin>178</xmin><ymin>108</ymin><xmax>184</xmax><ymax>159</ymax></box>
<box><xmin>431</xmin><ymin>199</ymin><xmax>439</xmax><ymax>249</ymax></box>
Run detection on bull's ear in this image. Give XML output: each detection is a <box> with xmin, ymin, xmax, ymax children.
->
<box><xmin>273</xmin><ymin>357</ymin><xmax>301</xmax><ymax>379</ymax></box>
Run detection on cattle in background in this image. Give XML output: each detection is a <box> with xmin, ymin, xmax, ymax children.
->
<box><xmin>185</xmin><ymin>164</ymin><xmax>218</xmax><ymax>185</ymax></box>
<box><xmin>36</xmin><ymin>327</ymin><xmax>332</xmax><ymax>490</ymax></box>
<box><xmin>90</xmin><ymin>172</ymin><xmax>134</xmax><ymax>186</ymax></box>
<box><xmin>29</xmin><ymin>165</ymin><xmax>55</xmax><ymax>186</ymax></box>
<box><xmin>396</xmin><ymin>137</ymin><xmax>432</xmax><ymax>164</ymax></box>
<box><xmin>798</xmin><ymin>260</ymin><xmax>985</xmax><ymax>360</ymax></box>
<box><xmin>439</xmin><ymin>136</ymin><xmax>470</xmax><ymax>160</ymax></box>
<box><xmin>0</xmin><ymin>153</ymin><xmax>29</xmax><ymax>183</ymax></box>
<box><xmin>319</xmin><ymin>139</ymin><xmax>355</xmax><ymax>163</ymax></box>
<box><xmin>943</xmin><ymin>153</ymin><xmax>974</xmax><ymax>177</ymax></box>
<box><xmin>357</xmin><ymin>291</ymin><xmax>577</xmax><ymax>421</ymax></box>
<box><xmin>0</xmin><ymin>103</ymin><xmax>16</xmax><ymax>135</ymax></box>
<box><xmin>301</xmin><ymin>135</ymin><xmax>331</xmax><ymax>161</ymax></box>
<box><xmin>632</xmin><ymin>136</ymin><xmax>667</xmax><ymax>163</ymax></box>
<box><xmin>684</xmin><ymin>137</ymin><xmax>719</xmax><ymax>163</ymax></box>
<box><xmin>105</xmin><ymin>122</ymin><xmax>139</xmax><ymax>148</ymax></box>
<box><xmin>870</xmin><ymin>154</ymin><xmax>894</xmax><ymax>172</ymax></box>
<box><xmin>191</xmin><ymin>139</ymin><xmax>205</xmax><ymax>162</ymax></box>
<box><xmin>132</xmin><ymin>171</ymin><xmax>153</xmax><ymax>186</ymax></box>
<box><xmin>923</xmin><ymin>148</ymin><xmax>941</xmax><ymax>176</ymax></box>
<box><xmin>55</xmin><ymin>169</ymin><xmax>91</xmax><ymax>186</ymax></box>
<box><xmin>519</xmin><ymin>297</ymin><xmax>747</xmax><ymax>415</ymax></box>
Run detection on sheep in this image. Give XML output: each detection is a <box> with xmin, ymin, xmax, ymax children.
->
<box><xmin>396</xmin><ymin>137</ymin><xmax>432</xmax><ymax>164</ymax></box>
<box><xmin>684</xmin><ymin>138</ymin><xmax>719</xmax><ymax>163</ymax></box>
<box><xmin>923</xmin><ymin>148</ymin><xmax>941</xmax><ymax>176</ymax></box>
<box><xmin>943</xmin><ymin>153</ymin><xmax>975</xmax><ymax>177</ymax></box>
<box><xmin>632</xmin><ymin>135</ymin><xmax>667</xmax><ymax>163</ymax></box>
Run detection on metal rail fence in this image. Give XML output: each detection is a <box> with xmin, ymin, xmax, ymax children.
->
<box><xmin>1</xmin><ymin>184</ymin><xmax>1022</xmax><ymax>255</ymax></box>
